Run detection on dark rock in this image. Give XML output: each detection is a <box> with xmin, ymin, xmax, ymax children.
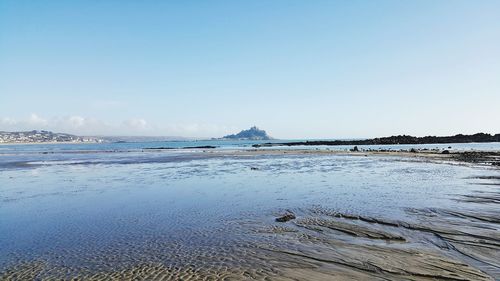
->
<box><xmin>442</xmin><ymin>150</ymin><xmax>450</xmax><ymax>154</ymax></box>
<box><xmin>276</xmin><ymin>213</ymin><xmax>296</xmax><ymax>222</ymax></box>
<box><xmin>452</xmin><ymin>151</ymin><xmax>500</xmax><ymax>166</ymax></box>
<box><xmin>350</xmin><ymin>146</ymin><xmax>359</xmax><ymax>152</ymax></box>
<box><xmin>410</xmin><ymin>148</ymin><xmax>417</xmax><ymax>153</ymax></box>
<box><xmin>257</xmin><ymin>133</ymin><xmax>500</xmax><ymax>147</ymax></box>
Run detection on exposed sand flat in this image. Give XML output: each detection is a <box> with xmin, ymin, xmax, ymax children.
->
<box><xmin>294</xmin><ymin>217</ymin><xmax>406</xmax><ymax>241</ymax></box>
<box><xmin>3</xmin><ymin>195</ymin><xmax>498</xmax><ymax>280</ymax></box>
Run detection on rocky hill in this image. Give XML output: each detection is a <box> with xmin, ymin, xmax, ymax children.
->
<box><xmin>223</xmin><ymin>126</ymin><xmax>273</xmax><ymax>140</ymax></box>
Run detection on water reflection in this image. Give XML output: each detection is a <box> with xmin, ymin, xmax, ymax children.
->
<box><xmin>0</xmin><ymin>152</ymin><xmax>499</xmax><ymax>279</ymax></box>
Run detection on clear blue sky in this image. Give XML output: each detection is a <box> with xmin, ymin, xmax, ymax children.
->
<box><xmin>1</xmin><ymin>1</ymin><xmax>499</xmax><ymax>138</ymax></box>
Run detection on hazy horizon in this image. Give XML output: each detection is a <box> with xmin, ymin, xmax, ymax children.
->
<box><xmin>1</xmin><ymin>126</ymin><xmax>499</xmax><ymax>142</ymax></box>
<box><xmin>1</xmin><ymin>1</ymin><xmax>499</xmax><ymax>139</ymax></box>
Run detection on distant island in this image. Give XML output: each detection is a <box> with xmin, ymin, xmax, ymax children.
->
<box><xmin>221</xmin><ymin>126</ymin><xmax>273</xmax><ymax>140</ymax></box>
<box><xmin>0</xmin><ymin>130</ymin><xmax>103</xmax><ymax>144</ymax></box>
<box><xmin>253</xmin><ymin>133</ymin><xmax>500</xmax><ymax>147</ymax></box>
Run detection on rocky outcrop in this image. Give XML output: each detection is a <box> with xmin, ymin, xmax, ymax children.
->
<box><xmin>254</xmin><ymin>133</ymin><xmax>500</xmax><ymax>147</ymax></box>
<box><xmin>223</xmin><ymin>126</ymin><xmax>273</xmax><ymax>140</ymax></box>
<box><xmin>276</xmin><ymin>212</ymin><xmax>296</xmax><ymax>222</ymax></box>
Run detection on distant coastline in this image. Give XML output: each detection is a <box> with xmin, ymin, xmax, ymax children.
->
<box><xmin>0</xmin><ymin>141</ymin><xmax>100</xmax><ymax>146</ymax></box>
<box><xmin>0</xmin><ymin>130</ymin><xmax>103</xmax><ymax>144</ymax></box>
<box><xmin>253</xmin><ymin>133</ymin><xmax>500</xmax><ymax>147</ymax></box>
<box><xmin>2</xmin><ymin>131</ymin><xmax>500</xmax><ymax>147</ymax></box>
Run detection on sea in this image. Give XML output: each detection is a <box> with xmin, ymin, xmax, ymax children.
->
<box><xmin>0</xmin><ymin>140</ymin><xmax>499</xmax><ymax>279</ymax></box>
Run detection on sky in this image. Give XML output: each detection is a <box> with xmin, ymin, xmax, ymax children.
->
<box><xmin>1</xmin><ymin>1</ymin><xmax>499</xmax><ymax>139</ymax></box>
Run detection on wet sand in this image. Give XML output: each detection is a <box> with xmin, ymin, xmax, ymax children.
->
<box><xmin>0</xmin><ymin>149</ymin><xmax>499</xmax><ymax>280</ymax></box>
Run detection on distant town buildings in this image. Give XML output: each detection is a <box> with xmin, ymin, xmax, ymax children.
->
<box><xmin>0</xmin><ymin>130</ymin><xmax>103</xmax><ymax>143</ymax></box>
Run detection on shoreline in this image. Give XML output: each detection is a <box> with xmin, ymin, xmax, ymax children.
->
<box><xmin>1</xmin><ymin>145</ymin><xmax>499</xmax><ymax>280</ymax></box>
<box><xmin>1</xmin><ymin>145</ymin><xmax>499</xmax><ymax>168</ymax></box>
<box><xmin>0</xmin><ymin>141</ymin><xmax>103</xmax><ymax>145</ymax></box>
<box><xmin>203</xmin><ymin>149</ymin><xmax>500</xmax><ymax>168</ymax></box>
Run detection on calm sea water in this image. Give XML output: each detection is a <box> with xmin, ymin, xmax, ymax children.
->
<box><xmin>1</xmin><ymin>139</ymin><xmax>499</xmax><ymax>154</ymax></box>
<box><xmin>0</xmin><ymin>141</ymin><xmax>499</xmax><ymax>278</ymax></box>
<box><xmin>1</xmin><ymin>140</ymin><xmax>499</xmax><ymax>172</ymax></box>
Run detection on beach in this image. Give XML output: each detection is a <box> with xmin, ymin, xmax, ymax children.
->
<box><xmin>1</xmin><ymin>146</ymin><xmax>499</xmax><ymax>280</ymax></box>
<box><xmin>3</xmin><ymin>0</ymin><xmax>499</xmax><ymax>279</ymax></box>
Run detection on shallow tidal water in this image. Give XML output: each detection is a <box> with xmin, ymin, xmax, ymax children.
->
<box><xmin>1</xmin><ymin>150</ymin><xmax>499</xmax><ymax>280</ymax></box>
